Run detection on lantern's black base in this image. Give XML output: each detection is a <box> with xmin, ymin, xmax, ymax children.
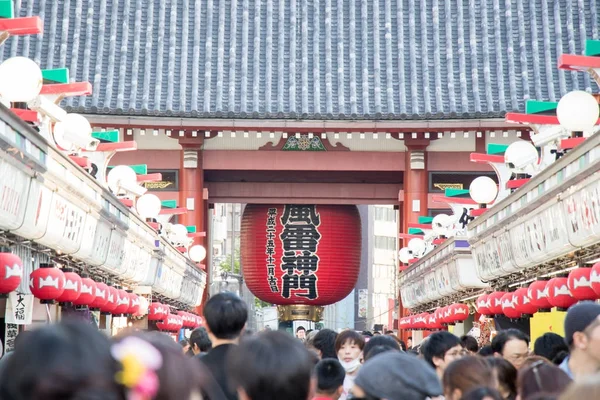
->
<box><xmin>538</xmin><ymin>308</ymin><xmax>551</xmax><ymax>313</ymax></box>
<box><xmin>101</xmin><ymin>311</ymin><xmax>112</xmax><ymax>316</ymax></box>
<box><xmin>74</xmin><ymin>305</ymin><xmax>89</xmax><ymax>311</ymax></box>
<box><xmin>557</xmin><ymin>307</ymin><xmax>568</xmax><ymax>312</ymax></box>
<box><xmin>0</xmin><ymin>293</ymin><xmax>8</xmax><ymax>299</ymax></box>
<box><xmin>40</xmin><ymin>300</ymin><xmax>55</xmax><ymax>305</ymax></box>
<box><xmin>90</xmin><ymin>307</ymin><xmax>100</xmax><ymax>312</ymax></box>
<box><xmin>522</xmin><ymin>314</ymin><xmax>534</xmax><ymax>318</ymax></box>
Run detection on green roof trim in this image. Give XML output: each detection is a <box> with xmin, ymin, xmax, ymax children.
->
<box><xmin>186</xmin><ymin>226</ymin><xmax>196</xmax><ymax>233</ymax></box>
<box><xmin>161</xmin><ymin>200</ymin><xmax>177</xmax><ymax>209</ymax></box>
<box><xmin>525</xmin><ymin>100</ymin><xmax>558</xmax><ymax>115</ymax></box>
<box><xmin>445</xmin><ymin>189</ymin><xmax>470</xmax><ymax>198</ymax></box>
<box><xmin>129</xmin><ymin>164</ymin><xmax>147</xmax><ymax>175</ymax></box>
<box><xmin>487</xmin><ymin>143</ymin><xmax>509</xmax><ymax>155</ymax></box>
<box><xmin>585</xmin><ymin>39</ymin><xmax>600</xmax><ymax>57</ymax></box>
<box><xmin>41</xmin><ymin>68</ymin><xmax>69</xmax><ymax>84</ymax></box>
<box><xmin>418</xmin><ymin>216</ymin><xmax>433</xmax><ymax>224</ymax></box>
<box><xmin>0</xmin><ymin>0</ymin><xmax>14</xmax><ymax>18</ymax></box>
<box><xmin>92</xmin><ymin>130</ymin><xmax>119</xmax><ymax>143</ymax></box>
<box><xmin>408</xmin><ymin>228</ymin><xmax>424</xmax><ymax>235</ymax></box>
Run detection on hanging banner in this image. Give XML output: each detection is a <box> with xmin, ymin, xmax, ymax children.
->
<box><xmin>5</xmin><ymin>292</ymin><xmax>34</xmax><ymax>325</ymax></box>
<box><xmin>4</xmin><ymin>323</ymin><xmax>18</xmax><ymax>354</ymax></box>
<box><xmin>12</xmin><ymin>179</ymin><xmax>52</xmax><ymax>240</ymax></box>
<box><xmin>0</xmin><ymin>159</ymin><xmax>31</xmax><ymax>230</ymax></box>
<box><xmin>37</xmin><ymin>193</ymin><xmax>87</xmax><ymax>254</ymax></box>
<box><xmin>358</xmin><ymin>289</ymin><xmax>368</xmax><ymax>318</ymax></box>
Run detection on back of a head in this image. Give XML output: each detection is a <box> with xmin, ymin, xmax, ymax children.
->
<box><xmin>227</xmin><ymin>330</ymin><xmax>313</xmax><ymax>400</ymax></box>
<box><xmin>518</xmin><ymin>360</ymin><xmax>572</xmax><ymax>400</ymax></box>
<box><xmin>421</xmin><ymin>331</ymin><xmax>461</xmax><ymax>368</ymax></box>
<box><xmin>461</xmin><ymin>386</ymin><xmax>504</xmax><ymax>400</ymax></box>
<box><xmin>461</xmin><ymin>335</ymin><xmax>480</xmax><ymax>353</ymax></box>
<box><xmin>0</xmin><ymin>321</ymin><xmax>124</xmax><ymax>400</ymax></box>
<box><xmin>478</xmin><ymin>345</ymin><xmax>494</xmax><ymax>357</ymax></box>
<box><xmin>443</xmin><ymin>356</ymin><xmax>495</xmax><ymax>399</ymax></box>
<box><xmin>314</xmin><ymin>359</ymin><xmax>345</xmax><ymax>396</ymax></box>
<box><xmin>491</xmin><ymin>329</ymin><xmax>530</xmax><ymax>354</ymax></box>
<box><xmin>363</xmin><ymin>335</ymin><xmax>401</xmax><ymax>360</ymax></box>
<box><xmin>559</xmin><ymin>374</ymin><xmax>600</xmax><ymax>400</ymax></box>
<box><xmin>189</xmin><ymin>327</ymin><xmax>212</xmax><ymax>353</ymax></box>
<box><xmin>533</xmin><ymin>333</ymin><xmax>569</xmax><ymax>365</ymax></box>
<box><xmin>312</xmin><ymin>329</ymin><xmax>338</xmax><ymax>359</ymax></box>
<box><xmin>204</xmin><ymin>292</ymin><xmax>248</xmax><ymax>340</ymax></box>
<box><xmin>486</xmin><ymin>357</ymin><xmax>517</xmax><ymax>399</ymax></box>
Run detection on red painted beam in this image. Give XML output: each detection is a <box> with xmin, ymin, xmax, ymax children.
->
<box><xmin>506</xmin><ymin>112</ymin><xmax>600</xmax><ymax>126</ymax></box>
<box><xmin>506</xmin><ymin>178</ymin><xmax>530</xmax><ymax>189</ymax></box>
<box><xmin>469</xmin><ymin>208</ymin><xmax>488</xmax><ymax>217</ymax></box>
<box><xmin>40</xmin><ymin>82</ymin><xmax>92</xmax><ymax>97</ymax></box>
<box><xmin>10</xmin><ymin>108</ymin><xmax>38</xmax><ymax>122</ymax></box>
<box><xmin>432</xmin><ymin>194</ymin><xmax>478</xmax><ymax>206</ymax></box>
<box><xmin>432</xmin><ymin>238</ymin><xmax>446</xmax><ymax>245</ymax></box>
<box><xmin>159</xmin><ymin>207</ymin><xmax>187</xmax><ymax>215</ymax></box>
<box><xmin>69</xmin><ymin>155</ymin><xmax>91</xmax><ymax>169</ymax></box>
<box><xmin>187</xmin><ymin>232</ymin><xmax>207</xmax><ymax>238</ymax></box>
<box><xmin>407</xmin><ymin>223</ymin><xmax>432</xmax><ymax>230</ymax></box>
<box><xmin>137</xmin><ymin>173</ymin><xmax>162</xmax><ymax>183</ymax></box>
<box><xmin>0</xmin><ymin>17</ymin><xmax>43</xmax><ymax>35</ymax></box>
<box><xmin>148</xmin><ymin>222</ymin><xmax>160</xmax><ymax>230</ymax></box>
<box><xmin>399</xmin><ymin>233</ymin><xmax>423</xmax><ymax>240</ymax></box>
<box><xmin>558</xmin><ymin>54</ymin><xmax>600</xmax><ymax>71</ymax></box>
<box><xmin>470</xmin><ymin>153</ymin><xmax>504</xmax><ymax>164</ymax></box>
<box><xmin>119</xmin><ymin>198</ymin><xmax>134</xmax><ymax>207</ymax></box>
<box><xmin>560</xmin><ymin>137</ymin><xmax>586</xmax><ymax>150</ymax></box>
<box><xmin>95</xmin><ymin>141</ymin><xmax>137</xmax><ymax>152</ymax></box>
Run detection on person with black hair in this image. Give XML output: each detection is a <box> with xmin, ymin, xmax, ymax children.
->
<box><xmin>534</xmin><ymin>332</ymin><xmax>569</xmax><ymax>365</ymax></box>
<box><xmin>461</xmin><ymin>386</ymin><xmax>505</xmax><ymax>400</ymax></box>
<box><xmin>313</xmin><ymin>359</ymin><xmax>346</xmax><ymax>400</ymax></box>
<box><xmin>461</xmin><ymin>335</ymin><xmax>480</xmax><ymax>354</ymax></box>
<box><xmin>297</xmin><ymin>326</ymin><xmax>307</xmax><ymax>341</ymax></box>
<box><xmin>479</xmin><ymin>345</ymin><xmax>495</xmax><ymax>357</ymax></box>
<box><xmin>312</xmin><ymin>329</ymin><xmax>339</xmax><ymax>359</ymax></box>
<box><xmin>486</xmin><ymin>357</ymin><xmax>517</xmax><ymax>400</ymax></box>
<box><xmin>407</xmin><ymin>336</ymin><xmax>413</xmax><ymax>349</ymax></box>
<box><xmin>227</xmin><ymin>330</ymin><xmax>313</xmax><ymax>400</ymax></box>
<box><xmin>363</xmin><ymin>334</ymin><xmax>401</xmax><ymax>361</ymax></box>
<box><xmin>335</xmin><ymin>330</ymin><xmax>365</xmax><ymax>400</ymax></box>
<box><xmin>559</xmin><ymin>302</ymin><xmax>600</xmax><ymax>380</ymax></box>
<box><xmin>189</xmin><ymin>327</ymin><xmax>213</xmax><ymax>357</ymax></box>
<box><xmin>491</xmin><ymin>329</ymin><xmax>530</xmax><ymax>370</ymax></box>
<box><xmin>421</xmin><ymin>331</ymin><xmax>465</xmax><ymax>379</ymax></box>
<box><xmin>200</xmin><ymin>292</ymin><xmax>248</xmax><ymax>400</ymax></box>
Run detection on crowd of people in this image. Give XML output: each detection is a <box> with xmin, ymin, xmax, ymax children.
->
<box><xmin>0</xmin><ymin>292</ymin><xmax>600</xmax><ymax>400</ymax></box>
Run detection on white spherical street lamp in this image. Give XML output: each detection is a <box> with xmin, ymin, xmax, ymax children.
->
<box><xmin>107</xmin><ymin>165</ymin><xmax>138</xmax><ymax>194</ymax></box>
<box><xmin>408</xmin><ymin>238</ymin><xmax>426</xmax><ymax>257</ymax></box>
<box><xmin>0</xmin><ymin>57</ymin><xmax>43</xmax><ymax>102</ymax></box>
<box><xmin>557</xmin><ymin>90</ymin><xmax>599</xmax><ymax>133</ymax></box>
<box><xmin>188</xmin><ymin>245</ymin><xmax>207</xmax><ymax>263</ymax></box>
<box><xmin>399</xmin><ymin>247</ymin><xmax>413</xmax><ymax>264</ymax></box>
<box><xmin>136</xmin><ymin>194</ymin><xmax>162</xmax><ymax>219</ymax></box>
<box><xmin>432</xmin><ymin>213</ymin><xmax>453</xmax><ymax>237</ymax></box>
<box><xmin>469</xmin><ymin>176</ymin><xmax>498</xmax><ymax>205</ymax></box>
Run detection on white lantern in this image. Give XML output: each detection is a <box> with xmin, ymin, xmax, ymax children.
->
<box><xmin>469</xmin><ymin>176</ymin><xmax>498</xmax><ymax>205</ymax></box>
<box><xmin>171</xmin><ymin>224</ymin><xmax>189</xmax><ymax>239</ymax></box>
<box><xmin>557</xmin><ymin>90</ymin><xmax>599</xmax><ymax>133</ymax></box>
<box><xmin>399</xmin><ymin>247</ymin><xmax>413</xmax><ymax>264</ymax></box>
<box><xmin>107</xmin><ymin>165</ymin><xmax>138</xmax><ymax>194</ymax></box>
<box><xmin>432</xmin><ymin>213</ymin><xmax>453</xmax><ymax>236</ymax></box>
<box><xmin>136</xmin><ymin>194</ymin><xmax>162</xmax><ymax>219</ymax></box>
<box><xmin>53</xmin><ymin>113</ymin><xmax>97</xmax><ymax>151</ymax></box>
<box><xmin>408</xmin><ymin>238</ymin><xmax>426</xmax><ymax>257</ymax></box>
<box><xmin>188</xmin><ymin>245</ymin><xmax>207</xmax><ymax>263</ymax></box>
<box><xmin>504</xmin><ymin>141</ymin><xmax>539</xmax><ymax>174</ymax></box>
<box><xmin>0</xmin><ymin>57</ymin><xmax>43</xmax><ymax>102</ymax></box>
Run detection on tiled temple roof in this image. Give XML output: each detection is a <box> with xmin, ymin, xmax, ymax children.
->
<box><xmin>2</xmin><ymin>0</ymin><xmax>599</xmax><ymax>120</ymax></box>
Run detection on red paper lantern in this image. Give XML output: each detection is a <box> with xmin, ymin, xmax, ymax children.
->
<box><xmin>178</xmin><ymin>311</ymin><xmax>194</xmax><ymax>328</ymax></box>
<box><xmin>568</xmin><ymin>268</ymin><xmax>597</xmax><ymax>301</ymax></box>
<box><xmin>414</xmin><ymin>313</ymin><xmax>428</xmax><ymax>330</ymax></box>
<box><xmin>156</xmin><ymin>314</ymin><xmax>172</xmax><ymax>331</ymax></box>
<box><xmin>434</xmin><ymin>307</ymin><xmax>445</xmax><ymax>327</ymax></box>
<box><xmin>148</xmin><ymin>302</ymin><xmax>170</xmax><ymax>321</ymax></box>
<box><xmin>57</xmin><ymin>272</ymin><xmax>82</xmax><ymax>304</ymax></box>
<box><xmin>476</xmin><ymin>294</ymin><xmax>493</xmax><ymax>316</ymax></box>
<box><xmin>528</xmin><ymin>280</ymin><xmax>552</xmax><ymax>312</ymax></box>
<box><xmin>128</xmin><ymin>293</ymin><xmax>140</xmax><ymax>315</ymax></box>
<box><xmin>487</xmin><ymin>292</ymin><xmax>506</xmax><ymax>315</ymax></box>
<box><xmin>399</xmin><ymin>317</ymin><xmax>410</xmax><ymax>331</ymax></box>
<box><xmin>90</xmin><ymin>282</ymin><xmax>109</xmax><ymax>309</ymax></box>
<box><xmin>547</xmin><ymin>277</ymin><xmax>578</xmax><ymax>311</ymax></box>
<box><xmin>501</xmin><ymin>293</ymin><xmax>521</xmax><ymax>320</ymax></box>
<box><xmin>0</xmin><ymin>252</ymin><xmax>23</xmax><ymax>295</ymax></box>
<box><xmin>591</xmin><ymin>263</ymin><xmax>600</xmax><ymax>296</ymax></box>
<box><xmin>440</xmin><ymin>306</ymin><xmax>453</xmax><ymax>325</ymax></box>
<box><xmin>100</xmin><ymin>287</ymin><xmax>119</xmax><ymax>314</ymax></box>
<box><xmin>427</xmin><ymin>312</ymin><xmax>443</xmax><ymax>330</ymax></box>
<box><xmin>514</xmin><ymin>288</ymin><xmax>537</xmax><ymax>318</ymax></box>
<box><xmin>72</xmin><ymin>278</ymin><xmax>96</xmax><ymax>307</ymax></box>
<box><xmin>450</xmin><ymin>303</ymin><xmax>470</xmax><ymax>323</ymax></box>
<box><xmin>29</xmin><ymin>264</ymin><xmax>65</xmax><ymax>303</ymax></box>
<box><xmin>241</xmin><ymin>205</ymin><xmax>361</xmax><ymax>306</ymax></box>
<box><xmin>113</xmin><ymin>289</ymin><xmax>131</xmax><ymax>315</ymax></box>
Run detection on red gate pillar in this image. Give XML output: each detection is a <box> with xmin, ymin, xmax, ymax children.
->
<box><xmin>178</xmin><ymin>137</ymin><xmax>208</xmax><ymax>313</ymax></box>
<box><xmin>399</xmin><ymin>139</ymin><xmax>430</xmax><ymax>341</ymax></box>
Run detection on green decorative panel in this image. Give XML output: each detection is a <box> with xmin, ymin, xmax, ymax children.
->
<box><xmin>0</xmin><ymin>0</ymin><xmax>14</xmax><ymax>18</ymax></box>
<box><xmin>92</xmin><ymin>130</ymin><xmax>119</xmax><ymax>143</ymax></box>
<box><xmin>161</xmin><ymin>200</ymin><xmax>177</xmax><ymax>208</ymax></box>
<box><xmin>585</xmin><ymin>39</ymin><xmax>600</xmax><ymax>57</ymax></box>
<box><xmin>186</xmin><ymin>226</ymin><xmax>196</xmax><ymax>233</ymax></box>
<box><xmin>129</xmin><ymin>164</ymin><xmax>147</xmax><ymax>175</ymax></box>
<box><xmin>42</xmin><ymin>68</ymin><xmax>69</xmax><ymax>84</ymax></box>
<box><xmin>282</xmin><ymin>134</ymin><xmax>326</xmax><ymax>151</ymax></box>
<box><xmin>525</xmin><ymin>100</ymin><xmax>558</xmax><ymax>115</ymax></box>
<box><xmin>418</xmin><ymin>216</ymin><xmax>433</xmax><ymax>224</ymax></box>
<box><xmin>408</xmin><ymin>228</ymin><xmax>424</xmax><ymax>235</ymax></box>
<box><xmin>445</xmin><ymin>189</ymin><xmax>470</xmax><ymax>198</ymax></box>
<box><xmin>487</xmin><ymin>143</ymin><xmax>509</xmax><ymax>155</ymax></box>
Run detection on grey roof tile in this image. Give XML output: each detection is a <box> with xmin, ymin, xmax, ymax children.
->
<box><xmin>2</xmin><ymin>0</ymin><xmax>598</xmax><ymax>120</ymax></box>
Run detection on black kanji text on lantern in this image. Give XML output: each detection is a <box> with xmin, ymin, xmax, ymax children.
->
<box><xmin>265</xmin><ymin>208</ymin><xmax>279</xmax><ymax>293</ymax></box>
<box><xmin>279</xmin><ymin>205</ymin><xmax>321</xmax><ymax>299</ymax></box>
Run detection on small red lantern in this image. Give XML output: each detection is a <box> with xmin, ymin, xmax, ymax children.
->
<box><xmin>568</xmin><ymin>268</ymin><xmax>597</xmax><ymax>301</ymax></box>
<box><xmin>476</xmin><ymin>294</ymin><xmax>493</xmax><ymax>316</ymax></box>
<box><xmin>148</xmin><ymin>302</ymin><xmax>169</xmax><ymax>321</ymax></box>
<box><xmin>128</xmin><ymin>293</ymin><xmax>140</xmax><ymax>315</ymax></box>
<box><xmin>29</xmin><ymin>264</ymin><xmax>65</xmax><ymax>303</ymax></box>
<box><xmin>514</xmin><ymin>288</ymin><xmax>537</xmax><ymax>318</ymax></box>
<box><xmin>442</xmin><ymin>306</ymin><xmax>453</xmax><ymax>325</ymax></box>
<box><xmin>434</xmin><ymin>307</ymin><xmax>445</xmax><ymax>327</ymax></box>
<box><xmin>399</xmin><ymin>317</ymin><xmax>410</xmax><ymax>331</ymax></box>
<box><xmin>177</xmin><ymin>311</ymin><xmax>193</xmax><ymax>328</ymax></box>
<box><xmin>156</xmin><ymin>314</ymin><xmax>172</xmax><ymax>331</ymax></box>
<box><xmin>90</xmin><ymin>282</ymin><xmax>109</xmax><ymax>309</ymax></box>
<box><xmin>591</xmin><ymin>263</ymin><xmax>600</xmax><ymax>296</ymax></box>
<box><xmin>501</xmin><ymin>292</ymin><xmax>521</xmax><ymax>320</ymax></box>
<box><xmin>528</xmin><ymin>280</ymin><xmax>552</xmax><ymax>312</ymax></box>
<box><xmin>416</xmin><ymin>313</ymin><xmax>428</xmax><ymax>330</ymax></box>
<box><xmin>113</xmin><ymin>290</ymin><xmax>131</xmax><ymax>315</ymax></box>
<box><xmin>101</xmin><ymin>287</ymin><xmax>119</xmax><ymax>314</ymax></box>
<box><xmin>57</xmin><ymin>271</ymin><xmax>82</xmax><ymax>304</ymax></box>
<box><xmin>450</xmin><ymin>303</ymin><xmax>470</xmax><ymax>323</ymax></box>
<box><xmin>427</xmin><ymin>313</ymin><xmax>443</xmax><ymax>330</ymax></box>
<box><xmin>72</xmin><ymin>278</ymin><xmax>96</xmax><ymax>307</ymax></box>
<box><xmin>487</xmin><ymin>292</ymin><xmax>506</xmax><ymax>315</ymax></box>
<box><xmin>547</xmin><ymin>277</ymin><xmax>577</xmax><ymax>311</ymax></box>
<box><xmin>0</xmin><ymin>252</ymin><xmax>23</xmax><ymax>295</ymax></box>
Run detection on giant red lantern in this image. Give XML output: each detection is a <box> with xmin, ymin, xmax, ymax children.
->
<box><xmin>241</xmin><ymin>205</ymin><xmax>361</xmax><ymax>307</ymax></box>
<box><xmin>72</xmin><ymin>278</ymin><xmax>96</xmax><ymax>307</ymax></box>
<box><xmin>568</xmin><ymin>268</ymin><xmax>597</xmax><ymax>301</ymax></box>
<box><xmin>591</xmin><ymin>263</ymin><xmax>600</xmax><ymax>296</ymax></box>
<box><xmin>450</xmin><ymin>303</ymin><xmax>470</xmax><ymax>323</ymax></box>
<box><xmin>113</xmin><ymin>290</ymin><xmax>131</xmax><ymax>315</ymax></box>
<box><xmin>0</xmin><ymin>252</ymin><xmax>23</xmax><ymax>295</ymax></box>
<box><xmin>57</xmin><ymin>271</ymin><xmax>82</xmax><ymax>304</ymax></box>
<box><xmin>476</xmin><ymin>294</ymin><xmax>493</xmax><ymax>316</ymax></box>
<box><xmin>501</xmin><ymin>292</ymin><xmax>521</xmax><ymax>320</ymax></box>
<box><xmin>487</xmin><ymin>292</ymin><xmax>506</xmax><ymax>315</ymax></box>
<box><xmin>90</xmin><ymin>282</ymin><xmax>109</xmax><ymax>310</ymax></box>
<box><xmin>528</xmin><ymin>280</ymin><xmax>552</xmax><ymax>312</ymax></box>
<box><xmin>29</xmin><ymin>264</ymin><xmax>65</xmax><ymax>303</ymax></box>
<box><xmin>514</xmin><ymin>288</ymin><xmax>537</xmax><ymax>318</ymax></box>
<box><xmin>547</xmin><ymin>277</ymin><xmax>577</xmax><ymax>311</ymax></box>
